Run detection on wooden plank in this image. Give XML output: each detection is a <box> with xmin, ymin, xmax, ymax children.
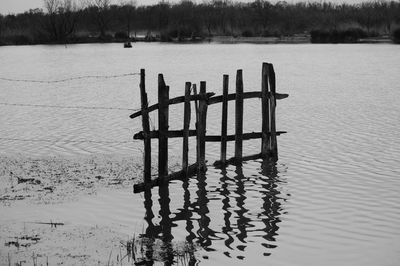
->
<box><xmin>268</xmin><ymin>64</ymin><xmax>278</xmax><ymax>161</ymax></box>
<box><xmin>207</xmin><ymin>92</ymin><xmax>288</xmax><ymax>105</ymax></box>
<box><xmin>268</xmin><ymin>63</ymin><xmax>276</xmax><ymax>95</ymax></box>
<box><xmin>270</xmin><ymin>93</ymin><xmax>278</xmax><ymax>161</ymax></box>
<box><xmin>130</xmin><ymin>93</ymin><xmax>214</xmax><ymax>119</ymax></box>
<box><xmin>134</xmin><ymin>163</ymin><xmax>199</xmax><ymax>193</ymax></box>
<box><xmin>275</xmin><ymin>93</ymin><xmax>289</xmax><ymax>100</ymax></box>
<box><xmin>139</xmin><ymin>69</ymin><xmax>152</xmax><ymax>184</ymax></box>
<box><xmin>192</xmin><ymin>84</ymin><xmax>199</xmax><ymax>122</ymax></box>
<box><xmin>235</xmin><ymin>70</ymin><xmax>244</xmax><ymax>162</ymax></box>
<box><xmin>261</xmin><ymin>62</ymin><xmax>270</xmax><ymax>158</ymax></box>
<box><xmin>134</xmin><ymin>130</ymin><xmax>196</xmax><ymax>139</ymax></box>
<box><xmin>158</xmin><ymin>75</ymin><xmax>169</xmax><ymax>182</ymax></box>
<box><xmin>206</xmin><ymin>131</ymin><xmax>286</xmax><ymax>142</ymax></box>
<box><xmin>197</xmin><ymin>81</ymin><xmax>208</xmax><ymax>170</ymax></box>
<box><xmin>182</xmin><ymin>82</ymin><xmax>191</xmax><ymax>174</ymax></box>
<box><xmin>213</xmin><ymin>153</ymin><xmax>263</xmax><ymax>168</ymax></box>
<box><xmin>192</xmin><ymin>84</ymin><xmax>199</xmax><ymax>164</ymax></box>
<box><xmin>130</xmin><ymin>91</ymin><xmax>287</xmax><ymax>119</ymax></box>
<box><xmin>134</xmin><ymin>130</ymin><xmax>286</xmax><ymax>141</ymax></box>
<box><xmin>209</xmin><ymin>91</ymin><xmax>259</xmax><ymax>105</ymax></box>
<box><xmin>220</xmin><ymin>74</ymin><xmax>229</xmax><ymax>164</ymax></box>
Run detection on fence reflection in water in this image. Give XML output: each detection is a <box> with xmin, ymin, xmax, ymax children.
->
<box><xmin>137</xmin><ymin>160</ymin><xmax>287</xmax><ymax>265</ymax></box>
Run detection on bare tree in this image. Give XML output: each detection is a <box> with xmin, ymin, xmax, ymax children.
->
<box><xmin>0</xmin><ymin>14</ymin><xmax>3</xmax><ymax>41</ymax></box>
<box><xmin>43</xmin><ymin>0</ymin><xmax>78</xmax><ymax>43</ymax></box>
<box><xmin>87</xmin><ymin>0</ymin><xmax>112</xmax><ymax>39</ymax></box>
<box><xmin>120</xmin><ymin>0</ymin><xmax>137</xmax><ymax>37</ymax></box>
<box><xmin>251</xmin><ymin>0</ymin><xmax>273</xmax><ymax>34</ymax></box>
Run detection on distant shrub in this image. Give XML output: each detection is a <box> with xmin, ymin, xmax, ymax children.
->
<box><xmin>310</xmin><ymin>30</ymin><xmax>329</xmax><ymax>43</ymax></box>
<box><xmin>98</xmin><ymin>34</ymin><xmax>113</xmax><ymax>42</ymax></box>
<box><xmin>241</xmin><ymin>29</ymin><xmax>254</xmax><ymax>37</ymax></box>
<box><xmin>114</xmin><ymin>31</ymin><xmax>128</xmax><ymax>40</ymax></box>
<box><xmin>6</xmin><ymin>34</ymin><xmax>33</xmax><ymax>45</ymax></box>
<box><xmin>367</xmin><ymin>30</ymin><xmax>379</xmax><ymax>37</ymax></box>
<box><xmin>32</xmin><ymin>30</ymin><xmax>51</xmax><ymax>44</ymax></box>
<box><xmin>261</xmin><ymin>30</ymin><xmax>280</xmax><ymax>37</ymax></box>
<box><xmin>159</xmin><ymin>31</ymin><xmax>172</xmax><ymax>42</ymax></box>
<box><xmin>168</xmin><ymin>27</ymin><xmax>193</xmax><ymax>40</ymax></box>
<box><xmin>311</xmin><ymin>28</ymin><xmax>367</xmax><ymax>43</ymax></box>
<box><xmin>342</xmin><ymin>28</ymin><xmax>367</xmax><ymax>42</ymax></box>
<box><xmin>165</xmin><ymin>27</ymin><xmax>204</xmax><ymax>41</ymax></box>
<box><xmin>392</xmin><ymin>28</ymin><xmax>400</xmax><ymax>44</ymax></box>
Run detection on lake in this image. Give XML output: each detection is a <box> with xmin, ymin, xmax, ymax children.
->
<box><xmin>0</xmin><ymin>43</ymin><xmax>399</xmax><ymax>265</ymax></box>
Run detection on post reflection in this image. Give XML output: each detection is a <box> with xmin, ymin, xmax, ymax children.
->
<box><xmin>158</xmin><ymin>185</ymin><xmax>173</xmax><ymax>265</ymax></box>
<box><xmin>220</xmin><ymin>168</ymin><xmax>234</xmax><ymax>251</ymax></box>
<box><xmin>143</xmin><ymin>188</ymin><xmax>155</xmax><ymax>265</ymax></box>
<box><xmin>233</xmin><ymin>166</ymin><xmax>251</xmax><ymax>251</ymax></box>
<box><xmin>195</xmin><ymin>170</ymin><xmax>220</xmax><ymax>251</ymax></box>
<box><xmin>139</xmin><ymin>159</ymin><xmax>285</xmax><ymax>264</ymax></box>
<box><xmin>259</xmin><ymin>160</ymin><xmax>282</xmax><ymax>255</ymax></box>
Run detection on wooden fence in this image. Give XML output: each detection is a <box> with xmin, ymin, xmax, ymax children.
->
<box><xmin>130</xmin><ymin>63</ymin><xmax>288</xmax><ymax>193</ymax></box>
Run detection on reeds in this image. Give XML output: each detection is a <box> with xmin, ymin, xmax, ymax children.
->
<box><xmin>119</xmin><ymin>235</ymin><xmax>197</xmax><ymax>266</ymax></box>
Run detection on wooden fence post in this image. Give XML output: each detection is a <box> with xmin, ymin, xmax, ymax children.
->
<box><xmin>197</xmin><ymin>81</ymin><xmax>208</xmax><ymax>170</ymax></box>
<box><xmin>261</xmin><ymin>63</ymin><xmax>270</xmax><ymax>158</ymax></box>
<box><xmin>158</xmin><ymin>74</ymin><xmax>169</xmax><ymax>182</ymax></box>
<box><xmin>182</xmin><ymin>82</ymin><xmax>191</xmax><ymax>175</ymax></box>
<box><xmin>235</xmin><ymin>70</ymin><xmax>244</xmax><ymax>163</ymax></box>
<box><xmin>192</xmin><ymin>84</ymin><xmax>199</xmax><ymax>121</ymax></box>
<box><xmin>268</xmin><ymin>64</ymin><xmax>278</xmax><ymax>161</ymax></box>
<box><xmin>220</xmin><ymin>75</ymin><xmax>229</xmax><ymax>164</ymax></box>
<box><xmin>139</xmin><ymin>69</ymin><xmax>151</xmax><ymax>186</ymax></box>
<box><xmin>192</xmin><ymin>84</ymin><xmax>200</xmax><ymax>166</ymax></box>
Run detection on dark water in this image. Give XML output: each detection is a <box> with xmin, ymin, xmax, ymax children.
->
<box><xmin>137</xmin><ymin>160</ymin><xmax>287</xmax><ymax>265</ymax></box>
<box><xmin>1</xmin><ymin>43</ymin><xmax>399</xmax><ymax>265</ymax></box>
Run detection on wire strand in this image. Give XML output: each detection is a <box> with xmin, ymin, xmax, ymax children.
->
<box><xmin>0</xmin><ymin>137</ymin><xmax>133</xmax><ymax>144</ymax></box>
<box><xmin>0</xmin><ymin>73</ymin><xmax>140</xmax><ymax>83</ymax></box>
<box><xmin>0</xmin><ymin>102</ymin><xmax>139</xmax><ymax>111</ymax></box>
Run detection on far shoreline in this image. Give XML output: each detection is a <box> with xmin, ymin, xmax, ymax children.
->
<box><xmin>0</xmin><ymin>35</ymin><xmax>396</xmax><ymax>47</ymax></box>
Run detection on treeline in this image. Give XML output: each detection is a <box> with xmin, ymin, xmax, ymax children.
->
<box><xmin>1</xmin><ymin>0</ymin><xmax>400</xmax><ymax>45</ymax></box>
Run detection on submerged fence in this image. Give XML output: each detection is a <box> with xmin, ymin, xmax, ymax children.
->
<box><xmin>131</xmin><ymin>63</ymin><xmax>288</xmax><ymax>193</ymax></box>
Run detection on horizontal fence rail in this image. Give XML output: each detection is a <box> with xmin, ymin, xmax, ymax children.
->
<box><xmin>133</xmin><ymin>130</ymin><xmax>287</xmax><ymax>140</ymax></box>
<box><xmin>129</xmin><ymin>91</ymin><xmax>288</xmax><ymax>118</ymax></box>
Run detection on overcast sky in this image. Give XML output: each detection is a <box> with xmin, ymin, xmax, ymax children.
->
<box><xmin>0</xmin><ymin>0</ymin><xmax>370</xmax><ymax>15</ymax></box>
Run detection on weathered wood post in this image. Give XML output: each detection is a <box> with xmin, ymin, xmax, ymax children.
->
<box><xmin>220</xmin><ymin>75</ymin><xmax>229</xmax><ymax>165</ymax></box>
<box><xmin>158</xmin><ymin>74</ymin><xmax>169</xmax><ymax>183</ymax></box>
<box><xmin>182</xmin><ymin>82</ymin><xmax>191</xmax><ymax>175</ymax></box>
<box><xmin>192</xmin><ymin>84</ymin><xmax>199</xmax><ymax>123</ymax></box>
<box><xmin>192</xmin><ymin>84</ymin><xmax>199</xmax><ymax>165</ymax></box>
<box><xmin>261</xmin><ymin>63</ymin><xmax>270</xmax><ymax>158</ymax></box>
<box><xmin>268</xmin><ymin>64</ymin><xmax>278</xmax><ymax>161</ymax></box>
<box><xmin>235</xmin><ymin>70</ymin><xmax>244</xmax><ymax>163</ymax></box>
<box><xmin>197</xmin><ymin>81</ymin><xmax>208</xmax><ymax>170</ymax></box>
<box><xmin>139</xmin><ymin>69</ymin><xmax>152</xmax><ymax>186</ymax></box>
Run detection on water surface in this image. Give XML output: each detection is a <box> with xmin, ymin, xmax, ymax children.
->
<box><xmin>0</xmin><ymin>43</ymin><xmax>399</xmax><ymax>265</ymax></box>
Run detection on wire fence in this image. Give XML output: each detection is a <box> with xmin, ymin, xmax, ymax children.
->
<box><xmin>0</xmin><ymin>72</ymin><xmax>140</xmax><ymax>83</ymax></box>
<box><xmin>0</xmin><ymin>72</ymin><xmax>141</xmax><ymax>111</ymax></box>
<box><xmin>0</xmin><ymin>137</ymin><xmax>132</xmax><ymax>144</ymax></box>
<box><xmin>0</xmin><ymin>102</ymin><xmax>139</xmax><ymax>111</ymax></box>
<box><xmin>0</xmin><ymin>72</ymin><xmax>141</xmax><ymax>145</ymax></box>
